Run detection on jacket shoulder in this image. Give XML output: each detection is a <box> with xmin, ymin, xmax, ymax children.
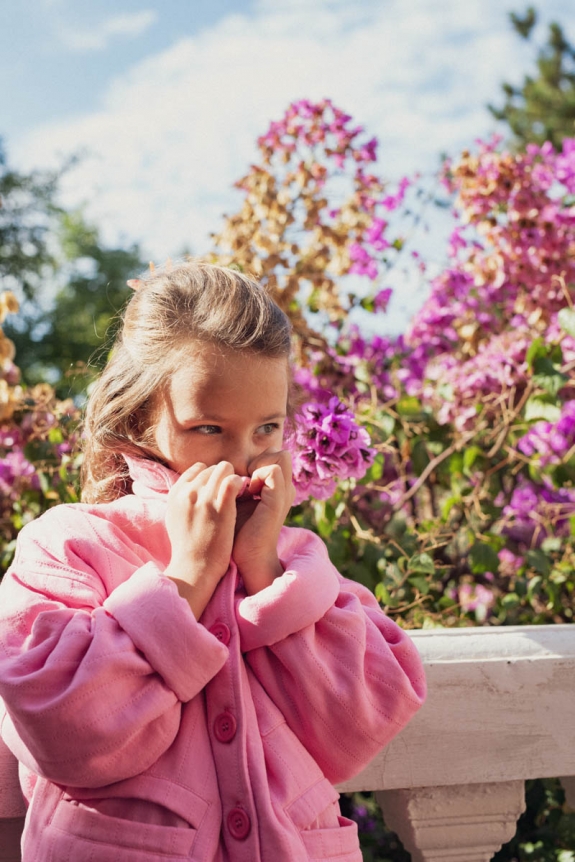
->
<box><xmin>10</xmin><ymin>497</ymin><xmax>162</xmax><ymax>581</ymax></box>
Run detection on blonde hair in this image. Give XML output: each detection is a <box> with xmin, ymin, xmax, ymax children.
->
<box><xmin>81</xmin><ymin>261</ymin><xmax>292</xmax><ymax>503</ymax></box>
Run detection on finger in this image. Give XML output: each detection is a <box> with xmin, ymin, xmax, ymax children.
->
<box><xmin>249</xmin><ymin>463</ymin><xmax>285</xmax><ymax>500</ymax></box>
<box><xmin>216</xmin><ymin>473</ymin><xmax>245</xmax><ymax>509</ymax></box>
<box><xmin>247</xmin><ymin>448</ymin><xmax>281</xmax><ymax>474</ymax></box>
<box><xmin>178</xmin><ymin>462</ymin><xmax>208</xmax><ymax>484</ymax></box>
<box><xmin>248</xmin><ymin>449</ymin><xmax>292</xmax><ymax>484</ymax></box>
<box><xmin>204</xmin><ymin>461</ymin><xmax>236</xmax><ymax>500</ymax></box>
<box><xmin>249</xmin><ymin>455</ymin><xmax>291</xmax><ymax>496</ymax></box>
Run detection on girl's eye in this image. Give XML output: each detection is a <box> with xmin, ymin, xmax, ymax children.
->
<box><xmin>258</xmin><ymin>423</ymin><xmax>280</xmax><ymax>435</ymax></box>
<box><xmin>192</xmin><ymin>425</ymin><xmax>221</xmax><ymax>435</ymax></box>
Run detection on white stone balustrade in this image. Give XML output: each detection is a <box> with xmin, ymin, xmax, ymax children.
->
<box><xmin>1</xmin><ymin>624</ymin><xmax>574</xmax><ymax>861</ymax></box>
<box><xmin>338</xmin><ymin>624</ymin><xmax>575</xmax><ymax>860</ymax></box>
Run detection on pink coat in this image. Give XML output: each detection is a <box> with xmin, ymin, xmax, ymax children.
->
<box><xmin>0</xmin><ymin>457</ymin><xmax>426</xmax><ymax>861</ymax></box>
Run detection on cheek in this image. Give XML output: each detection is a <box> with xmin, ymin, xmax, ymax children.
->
<box><xmin>177</xmin><ymin>436</ymin><xmax>224</xmax><ymax>470</ymax></box>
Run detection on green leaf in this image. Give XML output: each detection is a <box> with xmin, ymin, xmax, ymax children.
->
<box><xmin>541</xmin><ymin>536</ymin><xmax>562</xmax><ymax>553</ymax></box>
<box><xmin>48</xmin><ymin>427</ymin><xmax>64</xmax><ymax>444</ymax></box>
<box><xmin>532</xmin><ymin>356</ymin><xmax>569</xmax><ymax>396</ymax></box>
<box><xmin>448</xmin><ymin>452</ymin><xmax>464</xmax><ymax>476</ymax></box>
<box><xmin>501</xmin><ymin>592</ymin><xmax>520</xmax><ymax>609</ymax></box>
<box><xmin>526</xmin><ymin>336</ymin><xmax>546</xmax><ymax>369</ymax></box>
<box><xmin>407</xmin><ymin>552</ymin><xmax>436</xmax><ymax>574</ymax></box>
<box><xmin>526</xmin><ymin>548</ymin><xmax>551</xmax><ymax>576</ymax></box>
<box><xmin>550</xmin><ymin>569</ymin><xmax>567</xmax><ymax>585</ymax></box>
<box><xmin>36</xmin><ymin>471</ymin><xmax>50</xmax><ymax>495</ymax></box>
<box><xmin>438</xmin><ymin>595</ymin><xmax>457</xmax><ymax>610</ymax></box>
<box><xmin>375</xmin><ymin>582</ymin><xmax>394</xmax><ymax>605</ymax></box>
<box><xmin>408</xmin><ymin>574</ymin><xmax>430</xmax><ymax>594</ymax></box>
<box><xmin>441</xmin><ymin>494</ymin><xmax>461</xmax><ymax>520</ymax></box>
<box><xmin>524</xmin><ymin>397</ymin><xmax>561</xmax><ymax>422</ymax></box>
<box><xmin>558</xmin><ymin>307</ymin><xmax>575</xmax><ymax>338</ymax></box>
<box><xmin>411</xmin><ymin>440</ymin><xmax>430</xmax><ymax>476</ymax></box>
<box><xmin>463</xmin><ymin>445</ymin><xmax>483</xmax><ymax>475</ymax></box>
<box><xmin>377</xmin><ymin>413</ymin><xmax>396</xmax><ymax>437</ymax></box>
<box><xmin>527</xmin><ymin>575</ymin><xmax>543</xmax><ymax>601</ymax></box>
<box><xmin>468</xmin><ymin>541</ymin><xmax>500</xmax><ymax>575</ymax></box>
<box><xmin>396</xmin><ymin>396</ymin><xmax>423</xmax><ymax>416</ymax></box>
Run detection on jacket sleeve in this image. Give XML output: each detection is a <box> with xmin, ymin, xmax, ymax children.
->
<box><xmin>235</xmin><ymin>527</ymin><xmax>426</xmax><ymax>785</ymax></box>
<box><xmin>0</xmin><ymin>506</ymin><xmax>228</xmax><ymax>789</ymax></box>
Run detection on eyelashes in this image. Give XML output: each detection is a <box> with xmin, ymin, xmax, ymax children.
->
<box><xmin>192</xmin><ymin>425</ymin><xmax>221</xmax><ymax>435</ymax></box>
<box><xmin>188</xmin><ymin>423</ymin><xmax>281</xmax><ymax>436</ymax></box>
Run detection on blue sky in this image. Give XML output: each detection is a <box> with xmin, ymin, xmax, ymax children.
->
<box><xmin>3</xmin><ymin>0</ymin><xmax>575</xmax><ymax>330</ymax></box>
<box><xmin>1</xmin><ymin>0</ymin><xmax>251</xmax><ymax>137</ymax></box>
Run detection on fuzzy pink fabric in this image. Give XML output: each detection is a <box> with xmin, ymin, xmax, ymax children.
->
<box><xmin>0</xmin><ymin>457</ymin><xmax>425</xmax><ymax>861</ymax></box>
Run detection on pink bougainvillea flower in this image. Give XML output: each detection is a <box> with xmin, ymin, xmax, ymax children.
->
<box><xmin>286</xmin><ymin>397</ymin><xmax>375</xmax><ymax>505</ymax></box>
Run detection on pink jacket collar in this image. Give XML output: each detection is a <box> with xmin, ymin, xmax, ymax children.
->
<box><xmin>124</xmin><ymin>455</ymin><xmax>179</xmax><ymax>499</ymax></box>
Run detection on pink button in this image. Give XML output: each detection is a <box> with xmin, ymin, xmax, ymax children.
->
<box><xmin>227</xmin><ymin>807</ymin><xmax>251</xmax><ymax>840</ymax></box>
<box><xmin>209</xmin><ymin>622</ymin><xmax>231</xmax><ymax>646</ymax></box>
<box><xmin>214</xmin><ymin>711</ymin><xmax>237</xmax><ymax>743</ymax></box>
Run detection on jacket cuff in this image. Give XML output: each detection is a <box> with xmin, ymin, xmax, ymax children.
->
<box><xmin>103</xmin><ymin>563</ymin><xmax>228</xmax><ymax>701</ymax></box>
<box><xmin>235</xmin><ymin>528</ymin><xmax>340</xmax><ymax>651</ymax></box>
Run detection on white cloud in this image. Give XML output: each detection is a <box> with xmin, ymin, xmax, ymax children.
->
<box><xmin>60</xmin><ymin>10</ymin><xmax>158</xmax><ymax>52</ymax></box>
<box><xmin>15</xmin><ymin>0</ymin><xmax>575</xmax><ymax>327</ymax></box>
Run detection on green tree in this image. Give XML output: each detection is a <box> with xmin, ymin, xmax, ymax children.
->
<box><xmin>6</xmin><ymin>211</ymin><xmax>144</xmax><ymax>396</ymax></box>
<box><xmin>0</xmin><ymin>139</ymin><xmax>60</xmax><ymax>300</ymax></box>
<box><xmin>0</xmin><ymin>141</ymin><xmax>145</xmax><ymax>396</ymax></box>
<box><xmin>489</xmin><ymin>7</ymin><xmax>575</xmax><ymax>149</ymax></box>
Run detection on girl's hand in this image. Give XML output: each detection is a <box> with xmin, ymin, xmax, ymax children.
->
<box><xmin>164</xmin><ymin>461</ymin><xmax>244</xmax><ymax>618</ymax></box>
<box><xmin>232</xmin><ymin>449</ymin><xmax>295</xmax><ymax>594</ymax></box>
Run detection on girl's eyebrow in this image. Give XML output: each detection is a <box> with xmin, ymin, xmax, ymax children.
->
<box><xmin>182</xmin><ymin>411</ymin><xmax>287</xmax><ymax>424</ymax></box>
<box><xmin>260</xmin><ymin>412</ymin><xmax>287</xmax><ymax>422</ymax></box>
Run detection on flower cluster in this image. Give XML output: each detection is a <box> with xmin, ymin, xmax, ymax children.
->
<box><xmin>424</xmin><ymin>328</ymin><xmax>532</xmax><ymax>430</ymax></box>
<box><xmin>501</xmin><ymin>477</ymin><xmax>575</xmax><ymax>545</ymax></box>
<box><xmin>405</xmin><ymin>138</ymin><xmax>575</xmax><ymax>416</ymax></box>
<box><xmin>450</xmin><ymin>139</ymin><xmax>575</xmax><ymax>324</ymax></box>
<box><xmin>456</xmin><ymin>583</ymin><xmax>495</xmax><ymax>622</ymax></box>
<box><xmin>0</xmin><ymin>449</ymin><xmax>37</xmax><ymax>498</ymax></box>
<box><xmin>215</xmin><ymin>98</ymin><xmax>412</xmax><ymax>337</ymax></box>
<box><xmin>287</xmin><ymin>397</ymin><xmax>376</xmax><ymax>505</ymax></box>
<box><xmin>0</xmin><ymin>292</ymin><xmax>80</xmax><ymax>567</ymax></box>
<box><xmin>518</xmin><ymin>399</ymin><xmax>575</xmax><ymax>465</ymax></box>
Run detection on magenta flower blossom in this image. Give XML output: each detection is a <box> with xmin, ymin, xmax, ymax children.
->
<box><xmin>457</xmin><ymin>583</ymin><xmax>495</xmax><ymax>621</ymax></box>
<box><xmin>287</xmin><ymin>397</ymin><xmax>376</xmax><ymax>505</ymax></box>
<box><xmin>498</xmin><ymin>548</ymin><xmax>524</xmax><ymax>576</ymax></box>
<box><xmin>502</xmin><ymin>477</ymin><xmax>575</xmax><ymax>545</ymax></box>
<box><xmin>555</xmin><ymin>138</ymin><xmax>575</xmax><ymax>194</ymax></box>
<box><xmin>365</xmin><ymin>218</ymin><xmax>390</xmax><ymax>252</ymax></box>
<box><xmin>0</xmin><ymin>449</ymin><xmax>37</xmax><ymax>497</ymax></box>
<box><xmin>381</xmin><ymin>176</ymin><xmax>410</xmax><ymax>211</ymax></box>
<box><xmin>0</xmin><ymin>427</ymin><xmax>22</xmax><ymax>448</ymax></box>
<box><xmin>349</xmin><ymin>243</ymin><xmax>378</xmax><ymax>279</ymax></box>
<box><xmin>518</xmin><ymin>399</ymin><xmax>575</xmax><ymax>465</ymax></box>
<box><xmin>373</xmin><ymin>287</ymin><xmax>393</xmax><ymax>312</ymax></box>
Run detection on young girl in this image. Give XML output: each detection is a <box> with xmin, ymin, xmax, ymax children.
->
<box><xmin>0</xmin><ymin>262</ymin><xmax>425</xmax><ymax>862</ymax></box>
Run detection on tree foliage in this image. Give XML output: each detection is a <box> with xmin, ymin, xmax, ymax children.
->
<box><xmin>0</xmin><ymin>141</ymin><xmax>143</xmax><ymax>396</ymax></box>
<box><xmin>490</xmin><ymin>7</ymin><xmax>575</xmax><ymax>149</ymax></box>
<box><xmin>0</xmin><ymin>140</ymin><xmax>60</xmax><ymax>301</ymax></box>
<box><xmin>6</xmin><ymin>211</ymin><xmax>143</xmax><ymax>396</ymax></box>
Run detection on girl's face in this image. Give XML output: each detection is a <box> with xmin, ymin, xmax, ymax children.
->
<box><xmin>151</xmin><ymin>345</ymin><xmax>289</xmax><ymax>477</ymax></box>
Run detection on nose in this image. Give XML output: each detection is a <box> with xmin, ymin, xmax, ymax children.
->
<box><xmin>227</xmin><ymin>438</ymin><xmax>256</xmax><ymax>477</ymax></box>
